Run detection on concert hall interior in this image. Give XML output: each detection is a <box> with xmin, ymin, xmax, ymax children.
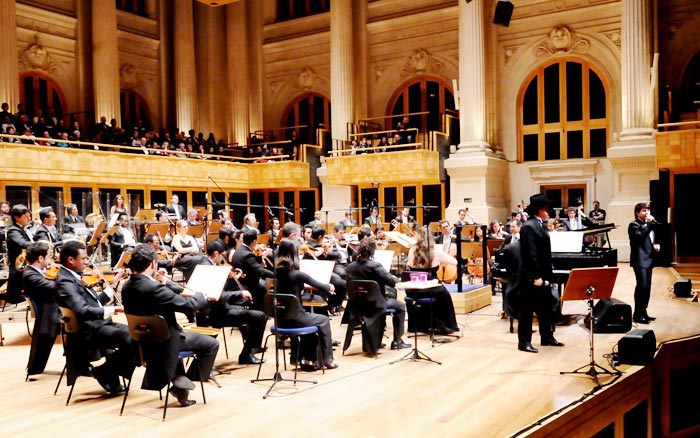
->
<box><xmin>2</xmin><ymin>1</ymin><xmax>700</xmax><ymax>437</ymax></box>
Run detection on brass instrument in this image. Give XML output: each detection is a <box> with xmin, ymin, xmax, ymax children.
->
<box><xmin>15</xmin><ymin>249</ymin><xmax>27</xmax><ymax>271</ymax></box>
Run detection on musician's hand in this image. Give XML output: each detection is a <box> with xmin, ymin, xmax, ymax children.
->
<box><xmin>114</xmin><ymin>305</ymin><xmax>125</xmax><ymax>314</ymax></box>
<box><xmin>533</xmin><ymin>278</ymin><xmax>543</xmax><ymax>287</ymax></box>
<box><xmin>328</xmin><ymin>284</ymin><xmax>335</xmax><ymax>295</ymax></box>
<box><xmin>653</xmin><ymin>244</ymin><xmax>660</xmax><ymax>252</ymax></box>
<box><xmin>231</xmin><ymin>268</ymin><xmax>243</xmax><ymax>279</ymax></box>
<box><xmin>180</xmin><ymin>288</ymin><xmax>196</xmax><ymax>298</ymax></box>
<box><xmin>241</xmin><ymin>290</ymin><xmax>253</xmax><ymax>301</ymax></box>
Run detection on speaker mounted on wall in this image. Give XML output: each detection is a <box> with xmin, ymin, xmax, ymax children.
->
<box><xmin>493</xmin><ymin>1</ymin><xmax>514</xmax><ymax>27</ymax></box>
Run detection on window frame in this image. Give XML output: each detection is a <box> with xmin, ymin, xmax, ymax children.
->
<box><xmin>517</xmin><ymin>57</ymin><xmax>609</xmax><ymax>162</ymax></box>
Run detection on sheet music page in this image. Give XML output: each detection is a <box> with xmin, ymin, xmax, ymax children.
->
<box><xmin>550</xmin><ymin>231</ymin><xmax>585</xmax><ymax>253</ymax></box>
<box><xmin>186</xmin><ymin>265</ymin><xmax>231</xmax><ymax>301</ymax></box>
<box><xmin>373</xmin><ymin>249</ymin><xmax>394</xmax><ymax>273</ymax></box>
<box><xmin>299</xmin><ymin>259</ymin><xmax>335</xmax><ymax>287</ymax></box>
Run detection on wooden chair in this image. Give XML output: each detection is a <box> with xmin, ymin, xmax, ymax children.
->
<box><xmin>121</xmin><ymin>314</ymin><xmax>206</xmax><ymax>421</ymax></box>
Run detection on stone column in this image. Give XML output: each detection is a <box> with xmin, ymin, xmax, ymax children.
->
<box><xmin>0</xmin><ymin>1</ymin><xmax>20</xmax><ymax>110</ymax></box>
<box><xmin>457</xmin><ymin>0</ymin><xmax>490</xmax><ymax>153</ymax></box>
<box><xmin>226</xmin><ymin>1</ymin><xmax>250</xmax><ymax>146</ymax></box>
<box><xmin>173</xmin><ymin>0</ymin><xmax>198</xmax><ymax>133</ymax></box>
<box><xmin>620</xmin><ymin>0</ymin><xmax>654</xmax><ymax>140</ymax></box>
<box><xmin>247</xmin><ymin>0</ymin><xmax>264</xmax><ymax>135</ymax></box>
<box><xmin>330</xmin><ymin>0</ymin><xmax>354</xmax><ymax>144</ymax></box>
<box><xmin>91</xmin><ymin>0</ymin><xmax>121</xmax><ymax>124</ymax></box>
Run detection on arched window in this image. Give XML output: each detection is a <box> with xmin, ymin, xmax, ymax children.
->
<box><xmin>19</xmin><ymin>73</ymin><xmax>66</xmax><ymax>121</ymax></box>
<box><xmin>116</xmin><ymin>0</ymin><xmax>147</xmax><ymax>17</ymax></box>
<box><xmin>518</xmin><ymin>59</ymin><xmax>608</xmax><ymax>162</ymax></box>
<box><xmin>678</xmin><ymin>51</ymin><xmax>700</xmax><ymax>116</ymax></box>
<box><xmin>281</xmin><ymin>93</ymin><xmax>331</xmax><ymax>144</ymax></box>
<box><xmin>276</xmin><ymin>0</ymin><xmax>330</xmax><ymax>22</ymax></box>
<box><xmin>120</xmin><ymin>89</ymin><xmax>150</xmax><ymax>131</ymax></box>
<box><xmin>387</xmin><ymin>76</ymin><xmax>455</xmax><ymax>135</ymax></box>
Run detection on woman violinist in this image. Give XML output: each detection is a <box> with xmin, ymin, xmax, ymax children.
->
<box><xmin>405</xmin><ymin>226</ymin><xmax>459</xmax><ymax>335</ymax></box>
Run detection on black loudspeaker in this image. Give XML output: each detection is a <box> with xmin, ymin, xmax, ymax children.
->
<box><xmin>585</xmin><ymin>298</ymin><xmax>632</xmax><ymax>333</ymax></box>
<box><xmin>618</xmin><ymin>329</ymin><xmax>656</xmax><ymax>365</ymax></box>
<box><xmin>674</xmin><ymin>278</ymin><xmax>692</xmax><ymax>298</ymax></box>
<box><xmin>493</xmin><ymin>1</ymin><xmax>514</xmax><ymax>27</ymax></box>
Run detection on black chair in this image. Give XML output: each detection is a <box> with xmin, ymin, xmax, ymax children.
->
<box><xmin>121</xmin><ymin>314</ymin><xmax>206</xmax><ymax>421</ymax></box>
<box><xmin>342</xmin><ymin>280</ymin><xmax>395</xmax><ymax>357</ymax></box>
<box><xmin>254</xmin><ymin>293</ymin><xmax>325</xmax><ymax>385</ymax></box>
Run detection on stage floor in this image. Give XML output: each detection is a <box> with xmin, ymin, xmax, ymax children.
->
<box><xmin>0</xmin><ymin>264</ymin><xmax>698</xmax><ymax>438</ymax></box>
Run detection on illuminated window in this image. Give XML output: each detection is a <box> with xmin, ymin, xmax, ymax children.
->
<box><xmin>518</xmin><ymin>59</ymin><xmax>608</xmax><ymax>162</ymax></box>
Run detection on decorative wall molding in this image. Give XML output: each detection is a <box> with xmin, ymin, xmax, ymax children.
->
<box><xmin>602</xmin><ymin>29</ymin><xmax>621</xmax><ymax>49</ymax></box>
<box><xmin>119</xmin><ymin>63</ymin><xmax>139</xmax><ymax>89</ymax></box>
<box><xmin>401</xmin><ymin>48</ymin><xmax>443</xmax><ymax>77</ymax></box>
<box><xmin>503</xmin><ymin>44</ymin><xmax>523</xmax><ymax>65</ymax></box>
<box><xmin>534</xmin><ymin>26</ymin><xmax>590</xmax><ymax>57</ymax></box>
<box><xmin>18</xmin><ymin>34</ymin><xmax>60</xmax><ymax>74</ymax></box>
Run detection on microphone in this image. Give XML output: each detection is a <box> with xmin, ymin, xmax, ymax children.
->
<box><xmin>206</xmin><ymin>174</ymin><xmax>212</xmax><ymax>180</ymax></box>
<box><xmin>298</xmin><ymin>207</ymin><xmax>305</xmax><ymax>213</ymax></box>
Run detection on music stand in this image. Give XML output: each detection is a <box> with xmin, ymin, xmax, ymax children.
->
<box><xmin>186</xmin><ymin>224</ymin><xmax>204</xmax><ymax>238</ymax></box>
<box><xmin>559</xmin><ymin>267</ymin><xmax>621</xmax><ymax>385</ymax></box>
<box><xmin>133</xmin><ymin>209</ymin><xmax>157</xmax><ymax>222</ymax></box>
<box><xmin>391</xmin><ymin>280</ymin><xmax>442</xmax><ymax>366</ymax></box>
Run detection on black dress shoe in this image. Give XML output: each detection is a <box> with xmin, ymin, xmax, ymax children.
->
<box><xmin>323</xmin><ymin>360</ymin><xmax>339</xmax><ymax>370</ymax></box>
<box><xmin>169</xmin><ymin>387</ymin><xmax>196</xmax><ymax>407</ymax></box>
<box><xmin>390</xmin><ymin>340</ymin><xmax>411</xmax><ymax>350</ymax></box>
<box><xmin>645</xmin><ymin>315</ymin><xmax>656</xmax><ymax>321</ymax></box>
<box><xmin>90</xmin><ymin>365</ymin><xmax>122</xmax><ymax>394</ymax></box>
<box><xmin>332</xmin><ymin>340</ymin><xmax>341</xmax><ymax>347</ymax></box>
<box><xmin>633</xmin><ymin>316</ymin><xmax>650</xmax><ymax>324</ymax></box>
<box><xmin>541</xmin><ymin>338</ymin><xmax>565</xmax><ymax>347</ymax></box>
<box><xmin>518</xmin><ymin>343</ymin><xmax>538</xmax><ymax>353</ymax></box>
<box><xmin>238</xmin><ymin>353</ymin><xmax>265</xmax><ymax>365</ymax></box>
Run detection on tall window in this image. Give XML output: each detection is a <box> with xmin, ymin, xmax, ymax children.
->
<box><xmin>281</xmin><ymin>93</ymin><xmax>331</xmax><ymax>144</ymax></box>
<box><xmin>116</xmin><ymin>0</ymin><xmax>147</xmax><ymax>17</ymax></box>
<box><xmin>19</xmin><ymin>74</ymin><xmax>65</xmax><ymax>120</ymax></box>
<box><xmin>387</xmin><ymin>77</ymin><xmax>455</xmax><ymax>134</ymax></box>
<box><xmin>120</xmin><ymin>89</ymin><xmax>149</xmax><ymax>131</ymax></box>
<box><xmin>277</xmin><ymin>0</ymin><xmax>330</xmax><ymax>22</ymax></box>
<box><xmin>518</xmin><ymin>59</ymin><xmax>608</xmax><ymax>162</ymax></box>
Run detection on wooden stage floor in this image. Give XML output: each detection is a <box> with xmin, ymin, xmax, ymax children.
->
<box><xmin>1</xmin><ymin>264</ymin><xmax>698</xmax><ymax>438</ymax></box>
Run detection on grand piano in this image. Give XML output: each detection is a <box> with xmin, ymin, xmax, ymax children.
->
<box><xmin>551</xmin><ymin>223</ymin><xmax>618</xmax><ymax>289</ymax></box>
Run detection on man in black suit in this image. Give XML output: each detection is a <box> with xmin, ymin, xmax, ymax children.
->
<box><xmin>561</xmin><ymin>206</ymin><xmax>592</xmax><ymax>231</ymax></box>
<box><xmin>23</xmin><ymin>241</ymin><xmax>61</xmax><ymax>376</ymax></box>
<box><xmin>3</xmin><ymin>204</ymin><xmax>34</xmax><ymax>304</ymax></box>
<box><xmin>517</xmin><ymin>194</ymin><xmax>563</xmax><ymax>353</ymax></box>
<box><xmin>393</xmin><ymin>207</ymin><xmax>416</xmax><ymax>226</ymax></box>
<box><xmin>109</xmin><ymin>212</ymin><xmax>136</xmax><ymax>268</ymax></box>
<box><xmin>338</xmin><ymin>210</ymin><xmax>358</xmax><ymax>229</ymax></box>
<box><xmin>55</xmin><ymin>240</ymin><xmax>134</xmax><ymax>393</ymax></box>
<box><xmin>231</xmin><ymin>229</ymin><xmax>274</xmax><ymax>311</ymax></box>
<box><xmin>121</xmin><ymin>244</ymin><xmax>218</xmax><ymax>407</ymax></box>
<box><xmin>64</xmin><ymin>204</ymin><xmax>85</xmax><ymax>224</ymax></box>
<box><xmin>33</xmin><ymin>207</ymin><xmax>63</xmax><ymax>248</ymax></box>
<box><xmin>628</xmin><ymin>202</ymin><xmax>660</xmax><ymax>324</ymax></box>
<box><xmin>166</xmin><ymin>194</ymin><xmax>186</xmax><ymax>220</ymax></box>
<box><xmin>178</xmin><ymin>240</ymin><xmax>267</xmax><ymax>365</ymax></box>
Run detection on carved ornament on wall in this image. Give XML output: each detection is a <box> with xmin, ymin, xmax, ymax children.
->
<box><xmin>534</xmin><ymin>26</ymin><xmax>590</xmax><ymax>57</ymax></box>
<box><xmin>18</xmin><ymin>34</ymin><xmax>59</xmax><ymax>74</ymax></box>
<box><xmin>401</xmin><ymin>48</ymin><xmax>443</xmax><ymax>77</ymax></box>
<box><xmin>120</xmin><ymin>63</ymin><xmax>139</xmax><ymax>88</ymax></box>
<box><xmin>602</xmin><ymin>30</ymin><xmax>621</xmax><ymax>49</ymax></box>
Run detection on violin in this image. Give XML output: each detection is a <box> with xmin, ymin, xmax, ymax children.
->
<box><xmin>81</xmin><ymin>266</ymin><xmax>116</xmax><ymax>287</ymax></box>
<box><xmin>45</xmin><ymin>263</ymin><xmax>60</xmax><ymax>280</ymax></box>
<box><xmin>254</xmin><ymin>243</ymin><xmax>273</xmax><ymax>267</ymax></box>
<box><xmin>299</xmin><ymin>243</ymin><xmax>319</xmax><ymax>260</ymax></box>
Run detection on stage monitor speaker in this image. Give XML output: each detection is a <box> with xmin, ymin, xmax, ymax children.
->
<box><xmin>493</xmin><ymin>1</ymin><xmax>514</xmax><ymax>27</ymax></box>
<box><xmin>586</xmin><ymin>298</ymin><xmax>632</xmax><ymax>333</ymax></box>
<box><xmin>674</xmin><ymin>278</ymin><xmax>692</xmax><ymax>298</ymax></box>
<box><xmin>618</xmin><ymin>329</ymin><xmax>656</xmax><ymax>365</ymax></box>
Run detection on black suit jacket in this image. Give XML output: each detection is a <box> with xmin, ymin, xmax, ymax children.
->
<box><xmin>65</xmin><ymin>215</ymin><xmax>85</xmax><ymax>224</ymax></box>
<box><xmin>109</xmin><ymin>226</ymin><xmax>134</xmax><ymax>267</ymax></box>
<box><xmin>628</xmin><ymin>218</ymin><xmax>655</xmax><ymax>269</ymax></box>
<box><xmin>5</xmin><ymin>224</ymin><xmax>33</xmax><ymax>302</ymax></box>
<box><xmin>34</xmin><ymin>223</ymin><xmax>62</xmax><ymax>246</ymax></box>
<box><xmin>518</xmin><ymin>217</ymin><xmax>552</xmax><ymax>283</ymax></box>
<box><xmin>346</xmin><ymin>259</ymin><xmax>396</xmax><ymax>299</ymax></box>
<box><xmin>122</xmin><ymin>273</ymin><xmax>206</xmax><ymax>390</ymax></box>
<box><xmin>55</xmin><ymin>267</ymin><xmax>113</xmax><ymax>342</ymax></box>
<box><xmin>23</xmin><ymin>266</ymin><xmax>61</xmax><ymax>373</ymax></box>
<box><xmin>394</xmin><ymin>215</ymin><xmax>415</xmax><ymax>224</ymax></box>
<box><xmin>231</xmin><ymin>244</ymin><xmax>273</xmax><ymax>293</ymax></box>
<box><xmin>166</xmin><ymin>204</ymin><xmax>186</xmax><ymax>219</ymax></box>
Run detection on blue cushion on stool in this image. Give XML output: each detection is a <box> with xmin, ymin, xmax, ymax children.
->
<box><xmin>270</xmin><ymin>325</ymin><xmax>319</xmax><ymax>336</ymax></box>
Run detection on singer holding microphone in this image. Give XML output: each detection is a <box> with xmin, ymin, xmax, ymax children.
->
<box><xmin>628</xmin><ymin>202</ymin><xmax>660</xmax><ymax>324</ymax></box>
<box><xmin>516</xmin><ymin>193</ymin><xmax>564</xmax><ymax>353</ymax></box>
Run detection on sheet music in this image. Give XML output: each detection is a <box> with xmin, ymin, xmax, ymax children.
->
<box><xmin>550</xmin><ymin>231</ymin><xmax>584</xmax><ymax>253</ymax></box>
<box><xmin>186</xmin><ymin>265</ymin><xmax>231</xmax><ymax>301</ymax></box>
<box><xmin>373</xmin><ymin>249</ymin><xmax>394</xmax><ymax>273</ymax></box>
<box><xmin>299</xmin><ymin>259</ymin><xmax>335</xmax><ymax>288</ymax></box>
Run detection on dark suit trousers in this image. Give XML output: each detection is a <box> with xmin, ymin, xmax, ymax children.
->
<box><xmin>219</xmin><ymin>305</ymin><xmax>266</xmax><ymax>355</ymax></box>
<box><xmin>387</xmin><ymin>298</ymin><xmax>406</xmax><ymax>342</ymax></box>
<box><xmin>517</xmin><ymin>284</ymin><xmax>554</xmax><ymax>345</ymax></box>
<box><xmin>633</xmin><ymin>266</ymin><xmax>652</xmax><ymax>318</ymax></box>
<box><xmin>285</xmin><ymin>312</ymin><xmax>334</xmax><ymax>363</ymax></box>
<box><xmin>26</xmin><ymin>302</ymin><xmax>61</xmax><ymax>375</ymax></box>
<box><xmin>180</xmin><ymin>332</ymin><xmax>219</xmax><ymax>381</ymax></box>
<box><xmin>94</xmin><ymin>322</ymin><xmax>136</xmax><ymax>378</ymax></box>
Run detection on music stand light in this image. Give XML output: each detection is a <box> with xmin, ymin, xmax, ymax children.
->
<box><xmin>559</xmin><ymin>266</ymin><xmax>621</xmax><ymax>385</ymax></box>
